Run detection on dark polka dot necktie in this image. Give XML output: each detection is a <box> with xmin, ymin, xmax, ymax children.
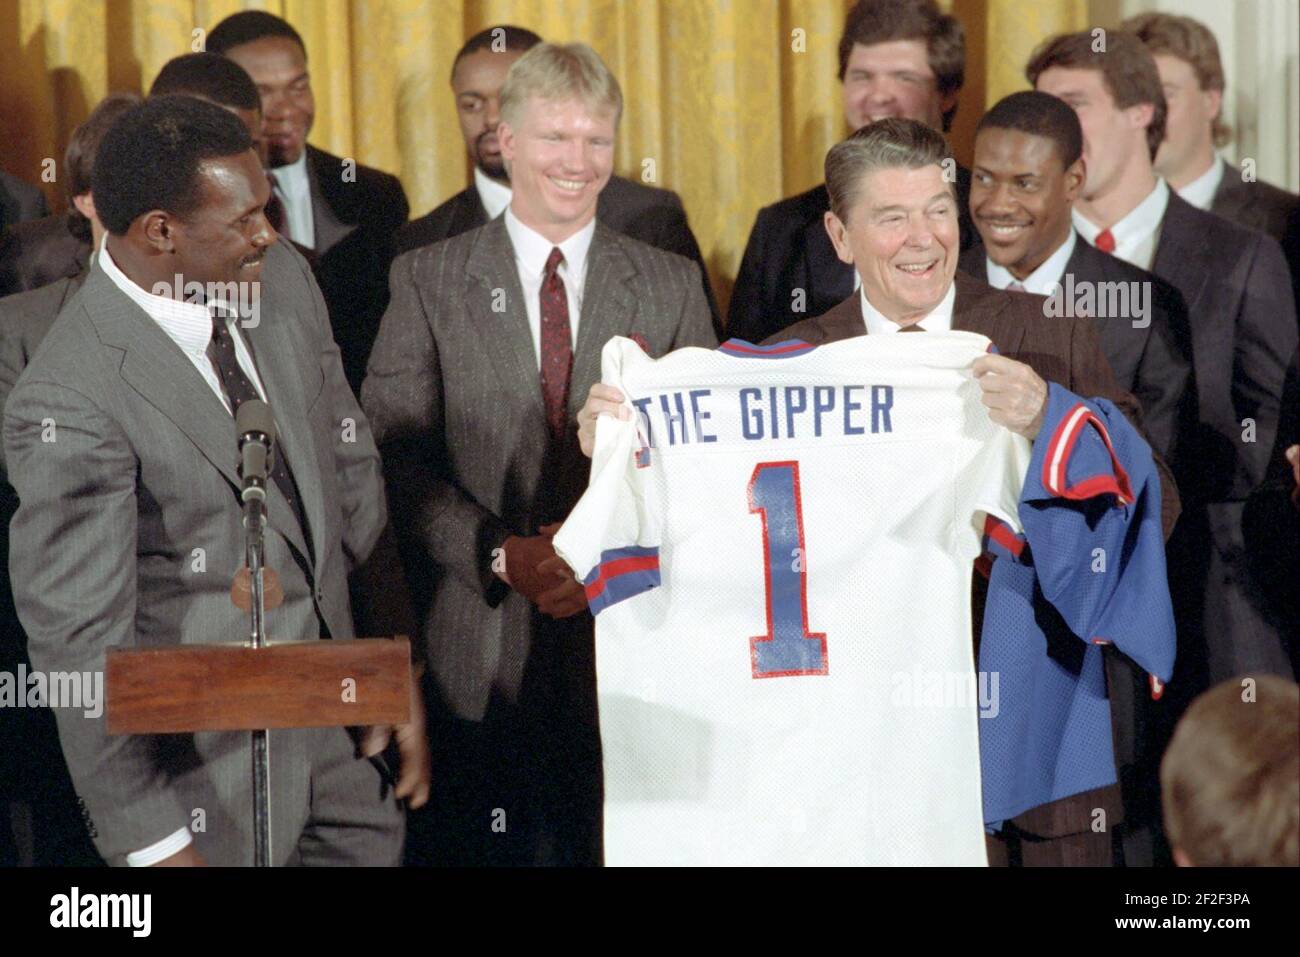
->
<box><xmin>539</xmin><ymin>246</ymin><xmax>574</xmax><ymax>438</ymax></box>
<box><xmin>206</xmin><ymin>306</ymin><xmax>309</xmax><ymax>543</ymax></box>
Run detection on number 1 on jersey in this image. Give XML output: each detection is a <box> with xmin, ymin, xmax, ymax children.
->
<box><xmin>747</xmin><ymin>461</ymin><xmax>828</xmax><ymax>678</ymax></box>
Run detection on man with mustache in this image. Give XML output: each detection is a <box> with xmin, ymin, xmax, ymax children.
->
<box><xmin>395</xmin><ymin>25</ymin><xmax>719</xmax><ymax>336</ymax></box>
<box><xmin>207</xmin><ymin>10</ymin><xmax>410</xmax><ymax>395</ymax></box>
<box><xmin>728</xmin><ymin>0</ymin><xmax>977</xmax><ymax>345</ymax></box>
<box><xmin>957</xmin><ymin>95</ymin><xmax>1194</xmax><ymax>864</ymax></box>
<box><xmin>5</xmin><ymin>96</ymin><xmax>426</xmax><ymax>866</ymax></box>
<box><xmin>1</xmin><ymin>60</ymin><xmax>279</xmax><ymax>865</ymax></box>
<box><xmin>959</xmin><ymin>91</ymin><xmax>1192</xmax><ymax>465</ymax></box>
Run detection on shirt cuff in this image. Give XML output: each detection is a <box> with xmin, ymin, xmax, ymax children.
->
<box><xmin>126</xmin><ymin>827</ymin><xmax>193</xmax><ymax>867</ymax></box>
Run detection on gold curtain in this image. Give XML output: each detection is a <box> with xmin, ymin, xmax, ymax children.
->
<box><xmin>0</xmin><ymin>0</ymin><xmax>1088</xmax><ymax>312</ymax></box>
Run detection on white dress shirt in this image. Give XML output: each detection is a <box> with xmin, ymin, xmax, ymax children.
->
<box><xmin>860</xmin><ymin>280</ymin><xmax>955</xmax><ymax>334</ymax></box>
<box><xmin>99</xmin><ymin>240</ymin><xmax>271</xmax><ymax>867</ymax></box>
<box><xmin>99</xmin><ymin>241</ymin><xmax>269</xmax><ymax>415</ymax></box>
<box><xmin>270</xmin><ymin>150</ymin><xmax>315</xmax><ymax>249</ymax></box>
<box><xmin>503</xmin><ymin>207</ymin><xmax>594</xmax><ymax>366</ymax></box>
<box><xmin>1073</xmin><ymin>177</ymin><xmax>1169</xmax><ymax>271</ymax></box>
<box><xmin>475</xmin><ymin>167</ymin><xmax>512</xmax><ymax>221</ymax></box>
<box><xmin>1176</xmin><ymin>153</ymin><xmax>1225</xmax><ymax>211</ymax></box>
<box><xmin>985</xmin><ymin>228</ymin><xmax>1078</xmax><ymax>296</ymax></box>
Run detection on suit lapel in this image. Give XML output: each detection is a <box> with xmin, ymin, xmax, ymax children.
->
<box><xmin>570</xmin><ymin>225</ymin><xmax>640</xmax><ymax>420</ymax></box>
<box><xmin>241</xmin><ymin>263</ymin><xmax>321</xmax><ymax>568</ymax></box>
<box><xmin>1212</xmin><ymin>166</ymin><xmax>1252</xmax><ymax>223</ymax></box>
<box><xmin>952</xmin><ymin>271</ymin><xmax>1027</xmax><ymax>355</ymax></box>
<box><xmin>1064</xmin><ymin>238</ymin><xmax>1088</xmax><ymax>277</ymax></box>
<box><xmin>464</xmin><ymin>218</ymin><xmax>545</xmax><ymax>423</ymax></box>
<box><xmin>87</xmin><ymin>266</ymin><xmax>243</xmax><ymax>494</ymax></box>
<box><xmin>458</xmin><ymin>187</ymin><xmax>490</xmax><ymax>233</ymax></box>
<box><xmin>88</xmin><ymin>261</ymin><xmax>316</xmax><ymax>568</ymax></box>
<box><xmin>306</xmin><ymin>146</ymin><xmax>357</xmax><ymax>255</ymax></box>
<box><xmin>1152</xmin><ymin>194</ymin><xmax>1210</xmax><ymax>317</ymax></box>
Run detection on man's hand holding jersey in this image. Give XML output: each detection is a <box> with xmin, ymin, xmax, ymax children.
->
<box><xmin>575</xmin><ymin>357</ymin><xmax>1051</xmax><ymax>458</ymax></box>
<box><xmin>497</xmin><ymin>523</ymin><xmax>589</xmax><ymax>618</ymax></box>
<box><xmin>971</xmin><ymin>353</ymin><xmax>1049</xmax><ymax>440</ymax></box>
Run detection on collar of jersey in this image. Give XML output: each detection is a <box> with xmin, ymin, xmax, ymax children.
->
<box><xmin>717</xmin><ymin>338</ymin><xmax>816</xmax><ymax>358</ymax></box>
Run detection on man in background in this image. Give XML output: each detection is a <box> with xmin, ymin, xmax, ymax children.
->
<box><xmin>1125</xmin><ymin>11</ymin><xmax>1300</xmax><ymax>318</ymax></box>
<box><xmin>956</xmin><ymin>95</ymin><xmax>1193</xmax><ymax>867</ymax></box>
<box><xmin>363</xmin><ymin>43</ymin><xmax>715</xmax><ymax>866</ymax></box>
<box><xmin>1031</xmin><ymin>31</ymin><xmax>1297</xmax><ymax>695</ymax></box>
<box><xmin>208</xmin><ymin>9</ymin><xmax>410</xmax><ymax>394</ymax></box>
<box><xmin>960</xmin><ymin>91</ymin><xmax>1192</xmax><ymax>465</ymax></box>
<box><xmin>729</xmin><ymin>0</ymin><xmax>976</xmax><ymax>344</ymax></box>
<box><xmin>396</xmin><ymin>24</ymin><xmax>719</xmax><ymax>336</ymax></box>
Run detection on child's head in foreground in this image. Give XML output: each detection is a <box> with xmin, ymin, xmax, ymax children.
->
<box><xmin>1161</xmin><ymin>675</ymin><xmax>1299</xmax><ymax>867</ymax></box>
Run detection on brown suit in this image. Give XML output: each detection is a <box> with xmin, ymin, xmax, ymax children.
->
<box><xmin>763</xmin><ymin>272</ymin><xmax>1180</xmax><ymax>866</ymax></box>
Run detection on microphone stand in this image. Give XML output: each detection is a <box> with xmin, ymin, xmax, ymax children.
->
<box><xmin>243</xmin><ymin>476</ymin><xmax>272</xmax><ymax>868</ymax></box>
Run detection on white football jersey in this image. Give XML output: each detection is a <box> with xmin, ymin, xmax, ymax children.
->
<box><xmin>553</xmin><ymin>332</ymin><xmax>1031</xmax><ymax>866</ymax></box>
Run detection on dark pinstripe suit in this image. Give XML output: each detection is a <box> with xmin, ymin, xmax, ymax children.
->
<box><xmin>362</xmin><ymin>214</ymin><xmax>717</xmax><ymax>864</ymax></box>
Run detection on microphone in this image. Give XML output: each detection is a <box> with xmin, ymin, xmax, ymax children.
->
<box><xmin>235</xmin><ymin>399</ymin><xmax>276</xmax><ymax>504</ymax></box>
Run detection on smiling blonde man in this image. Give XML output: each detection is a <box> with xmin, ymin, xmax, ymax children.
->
<box><xmin>361</xmin><ymin>42</ymin><xmax>715</xmax><ymax>866</ymax></box>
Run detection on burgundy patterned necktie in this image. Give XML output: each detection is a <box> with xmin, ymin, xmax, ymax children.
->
<box><xmin>539</xmin><ymin>246</ymin><xmax>573</xmax><ymax>438</ymax></box>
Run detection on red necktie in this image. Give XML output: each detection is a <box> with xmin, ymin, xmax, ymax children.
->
<box><xmin>1095</xmin><ymin>228</ymin><xmax>1116</xmax><ymax>253</ymax></box>
<box><xmin>539</xmin><ymin>246</ymin><xmax>573</xmax><ymax>438</ymax></box>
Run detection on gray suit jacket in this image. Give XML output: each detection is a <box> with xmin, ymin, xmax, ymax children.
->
<box><xmin>0</xmin><ymin>272</ymin><xmax>85</xmax><ymax>382</ymax></box>
<box><xmin>362</xmin><ymin>216</ymin><xmax>717</xmax><ymax>722</ymax></box>
<box><xmin>3</xmin><ymin>238</ymin><xmax>388</xmax><ymax>864</ymax></box>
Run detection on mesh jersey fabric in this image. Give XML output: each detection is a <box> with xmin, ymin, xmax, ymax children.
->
<box><xmin>554</xmin><ymin>333</ymin><xmax>1031</xmax><ymax>865</ymax></box>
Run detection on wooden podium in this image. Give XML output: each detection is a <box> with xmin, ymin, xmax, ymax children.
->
<box><xmin>103</xmin><ymin>563</ymin><xmax>412</xmax><ymax>866</ymax></box>
<box><xmin>100</xmin><ymin>402</ymin><xmax>414</xmax><ymax>865</ymax></box>
<box><xmin>105</xmin><ymin>637</ymin><xmax>411</xmax><ymax>735</ymax></box>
